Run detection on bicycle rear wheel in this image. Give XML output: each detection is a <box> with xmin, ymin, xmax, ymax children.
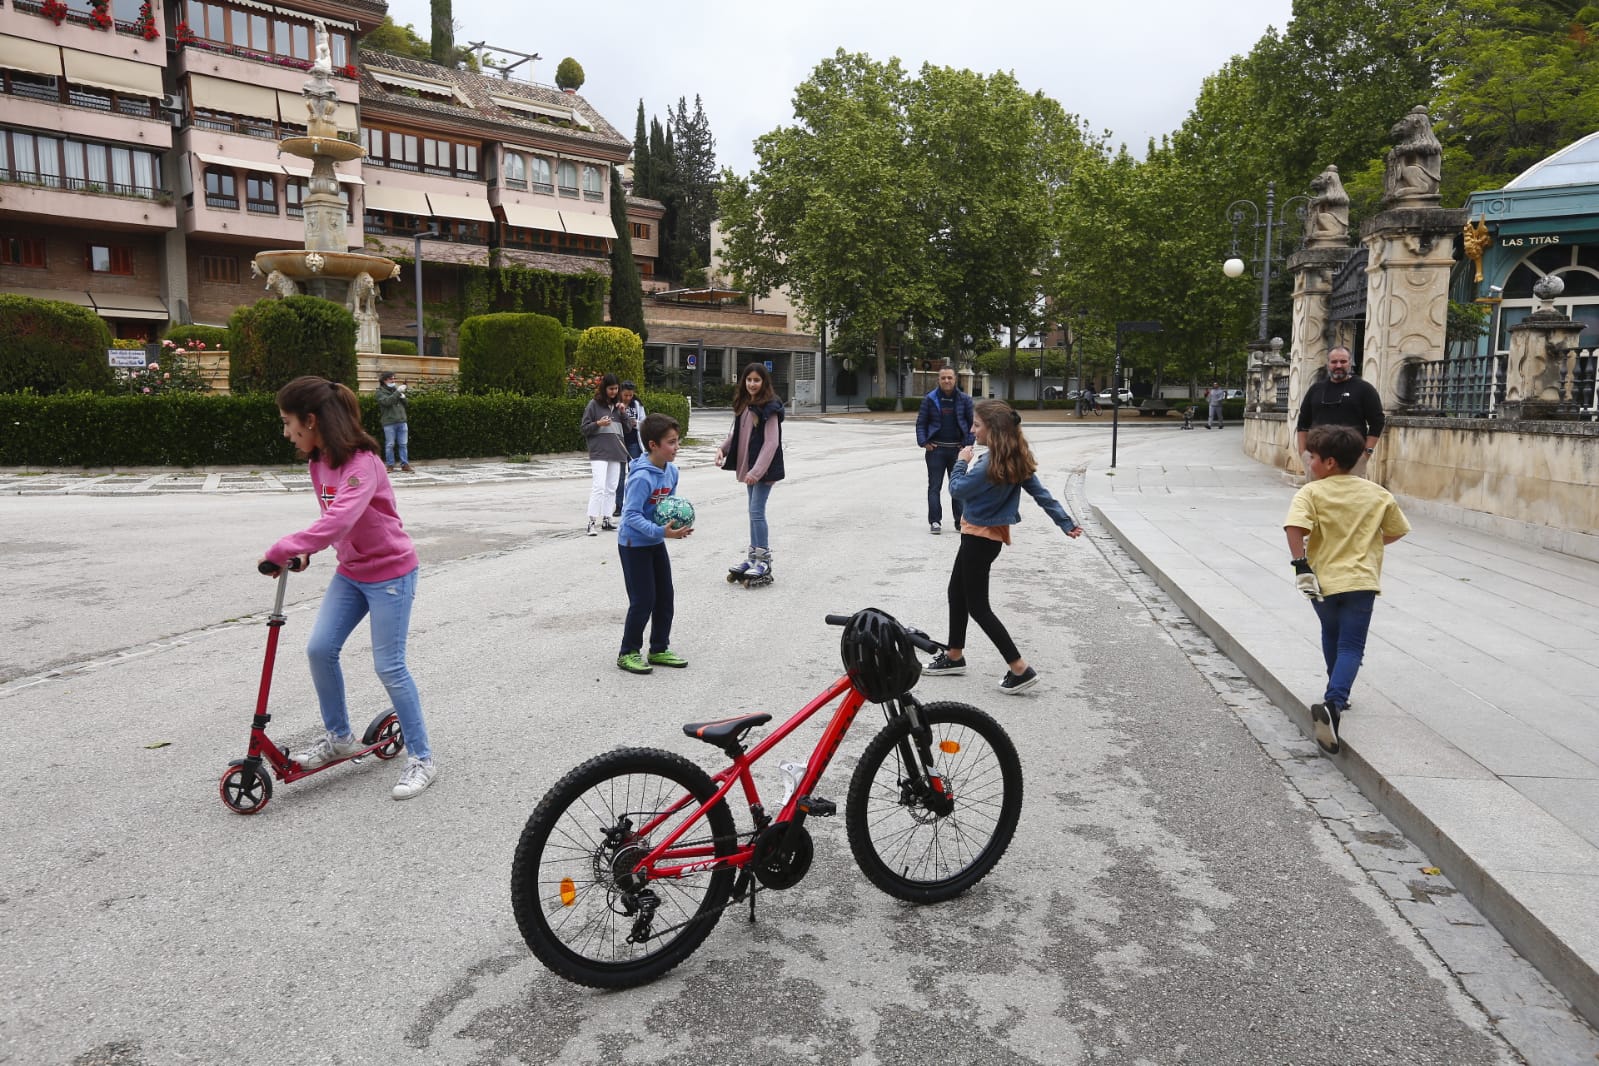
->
<box><xmin>846</xmin><ymin>701</ymin><xmax>1022</xmax><ymax>903</ymax></box>
<box><xmin>511</xmin><ymin>747</ymin><xmax>737</xmax><ymax>988</ymax></box>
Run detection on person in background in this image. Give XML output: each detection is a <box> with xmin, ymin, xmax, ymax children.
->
<box><xmin>1206</xmin><ymin>381</ymin><xmax>1227</xmax><ymax>430</ymax></box>
<box><xmin>612</xmin><ymin>380</ymin><xmax>646</xmax><ymax>519</ymax></box>
<box><xmin>717</xmin><ymin>363</ymin><xmax>785</xmax><ymax>587</ymax></box>
<box><xmin>580</xmin><ymin>373</ymin><xmax>634</xmax><ymax>536</ymax></box>
<box><xmin>1295</xmin><ymin>346</ymin><xmax>1384</xmax><ymax>477</ymax></box>
<box><xmin>915</xmin><ymin>366</ymin><xmax>975</xmax><ymax>535</ymax></box>
<box><xmin>376</xmin><ymin>371</ymin><xmax>410</xmax><ymax>473</ymax></box>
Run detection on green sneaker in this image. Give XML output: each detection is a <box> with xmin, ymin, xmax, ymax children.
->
<box><xmin>648</xmin><ymin>649</ymin><xmax>689</xmax><ymax>668</ymax></box>
<box><xmin>616</xmin><ymin>651</ymin><xmax>653</xmax><ymax>674</ymax></box>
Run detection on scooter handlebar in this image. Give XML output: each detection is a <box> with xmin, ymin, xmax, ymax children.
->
<box><xmin>258</xmin><ymin>556</ymin><xmax>308</xmax><ymax>576</ymax></box>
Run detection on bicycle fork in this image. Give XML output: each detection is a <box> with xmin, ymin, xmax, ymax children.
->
<box><xmin>897</xmin><ymin>699</ymin><xmax>956</xmax><ymax>817</ymax></box>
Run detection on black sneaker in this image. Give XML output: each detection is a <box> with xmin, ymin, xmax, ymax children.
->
<box><xmin>999</xmin><ymin>666</ymin><xmax>1038</xmax><ymax>694</ymax></box>
<box><xmin>925</xmin><ymin>651</ymin><xmax>966</xmax><ymax>676</ymax></box>
<box><xmin>930</xmin><ymin>521</ymin><xmax>942</xmax><ymax>535</ymax></box>
<box><xmin>1311</xmin><ymin>702</ymin><xmax>1341</xmax><ymax>754</ymax></box>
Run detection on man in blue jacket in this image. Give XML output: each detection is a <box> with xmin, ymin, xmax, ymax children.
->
<box><xmin>915</xmin><ymin>366</ymin><xmax>975</xmax><ymax>534</ymax></box>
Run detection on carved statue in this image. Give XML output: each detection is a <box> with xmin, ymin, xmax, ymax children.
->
<box><xmin>1304</xmin><ymin>165</ymin><xmax>1350</xmax><ymax>248</ymax></box>
<box><xmin>249</xmin><ymin>260</ymin><xmax>263</xmax><ymax>280</ymax></box>
<box><xmin>311</xmin><ymin>20</ymin><xmax>333</xmax><ymax>77</ymax></box>
<box><xmin>264</xmin><ymin>270</ymin><xmax>298</xmax><ymax>298</ymax></box>
<box><xmin>1462</xmin><ymin>217</ymin><xmax>1492</xmax><ymax>283</ymax></box>
<box><xmin>1384</xmin><ymin>105</ymin><xmax>1442</xmax><ymax>205</ymax></box>
<box><xmin>348</xmin><ymin>272</ymin><xmax>379</xmax><ymax>319</ymax></box>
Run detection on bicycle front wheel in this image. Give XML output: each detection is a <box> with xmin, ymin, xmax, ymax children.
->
<box><xmin>846</xmin><ymin>701</ymin><xmax>1022</xmax><ymax>903</ymax></box>
<box><xmin>511</xmin><ymin>747</ymin><xmax>737</xmax><ymax>988</ymax></box>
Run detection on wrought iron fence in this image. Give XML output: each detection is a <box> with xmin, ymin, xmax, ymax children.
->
<box><xmin>1398</xmin><ymin>354</ymin><xmax>1503</xmax><ymax>417</ymax></box>
<box><xmin>1559</xmin><ymin>347</ymin><xmax>1598</xmax><ymax>420</ymax></box>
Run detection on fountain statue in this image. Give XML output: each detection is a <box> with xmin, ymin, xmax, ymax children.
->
<box><xmin>252</xmin><ymin>21</ymin><xmax>399</xmax><ymax>353</ymax></box>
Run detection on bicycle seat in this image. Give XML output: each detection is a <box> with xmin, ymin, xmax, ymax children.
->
<box><xmin>682</xmin><ymin>713</ymin><xmax>772</xmax><ymax>748</ymax></box>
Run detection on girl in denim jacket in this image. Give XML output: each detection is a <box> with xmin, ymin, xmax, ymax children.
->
<box><xmin>923</xmin><ymin>400</ymin><xmax>1082</xmax><ymax>693</ymax></box>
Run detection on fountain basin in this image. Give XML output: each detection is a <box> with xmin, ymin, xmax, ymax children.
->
<box><xmin>279</xmin><ymin>136</ymin><xmax>365</xmax><ymax>163</ymax></box>
<box><xmin>253</xmin><ymin>249</ymin><xmax>398</xmax><ymax>282</ymax></box>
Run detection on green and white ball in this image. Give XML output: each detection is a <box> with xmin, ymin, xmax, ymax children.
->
<box><xmin>655</xmin><ymin>496</ymin><xmax>695</xmax><ymax>530</ymax></box>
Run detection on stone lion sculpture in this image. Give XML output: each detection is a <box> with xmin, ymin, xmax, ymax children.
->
<box><xmin>348</xmin><ymin>272</ymin><xmax>379</xmax><ymax>319</ymax></box>
<box><xmin>1384</xmin><ymin>105</ymin><xmax>1442</xmax><ymax>205</ymax></box>
<box><xmin>1305</xmin><ymin>165</ymin><xmax>1350</xmax><ymax>247</ymax></box>
<box><xmin>264</xmin><ymin>270</ymin><xmax>298</xmax><ymax>298</ymax></box>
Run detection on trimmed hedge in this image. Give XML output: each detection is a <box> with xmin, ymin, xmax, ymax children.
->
<box><xmin>573</xmin><ymin>325</ymin><xmax>644</xmax><ymax>385</ymax></box>
<box><xmin>0</xmin><ymin>294</ymin><xmax>116</xmax><ymax>394</ymax></box>
<box><xmin>164</xmin><ymin>324</ymin><xmax>230</xmax><ymax>351</ymax></box>
<box><xmin>0</xmin><ymin>389</ymin><xmax>691</xmax><ymax>467</ymax></box>
<box><xmin>458</xmin><ymin>312</ymin><xmax>564</xmax><ymax>395</ymax></box>
<box><xmin>228</xmin><ymin>297</ymin><xmax>358</xmax><ymax>394</ymax></box>
<box><xmin>380</xmin><ymin>339</ymin><xmax>418</xmax><ymax>355</ymax></box>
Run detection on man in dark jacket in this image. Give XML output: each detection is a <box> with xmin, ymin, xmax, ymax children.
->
<box><xmin>1295</xmin><ymin>347</ymin><xmax>1383</xmax><ymax>477</ymax></box>
<box><xmin>376</xmin><ymin>371</ymin><xmax>410</xmax><ymax>473</ymax></box>
<box><xmin>915</xmin><ymin>366</ymin><xmax>975</xmax><ymax>534</ymax></box>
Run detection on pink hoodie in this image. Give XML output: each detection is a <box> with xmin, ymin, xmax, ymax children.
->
<box><xmin>265</xmin><ymin>449</ymin><xmax>418</xmax><ymax>582</ymax></box>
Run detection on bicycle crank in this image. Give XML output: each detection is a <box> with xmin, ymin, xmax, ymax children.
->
<box><xmin>751</xmin><ymin>822</ymin><xmax>814</xmax><ymax>889</ymax></box>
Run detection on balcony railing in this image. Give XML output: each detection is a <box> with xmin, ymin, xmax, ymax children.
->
<box><xmin>364</xmin><ymin>157</ymin><xmax>480</xmax><ymax>181</ymax></box>
<box><xmin>1</xmin><ymin>170</ymin><xmax>165</xmax><ymax>201</ymax></box>
<box><xmin>9</xmin><ymin>79</ymin><xmax>62</xmax><ymax>104</ymax></box>
<box><xmin>501</xmin><ymin>238</ymin><xmax>607</xmax><ymax>260</ymax></box>
<box><xmin>531</xmin><ymin>181</ymin><xmax>554</xmax><ymax>195</ymax></box>
<box><xmin>1559</xmin><ymin>347</ymin><xmax>1599</xmax><ymax>420</ymax></box>
<box><xmin>504</xmin><ymin>178</ymin><xmax>527</xmax><ymax>190</ymax></box>
<box><xmin>205</xmin><ymin>193</ymin><xmax>239</xmax><ymax>209</ymax></box>
<box><xmin>246</xmin><ymin>200</ymin><xmax>279</xmax><ymax>215</ymax></box>
<box><xmin>584</xmin><ymin>190</ymin><xmax>603</xmax><ymax>201</ymax></box>
<box><xmin>1398</xmin><ymin>354</ymin><xmax>1503</xmax><ymax>418</ymax></box>
<box><xmin>558</xmin><ymin>185</ymin><xmax>579</xmax><ymax>198</ymax></box>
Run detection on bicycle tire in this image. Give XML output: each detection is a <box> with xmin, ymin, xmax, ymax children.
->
<box><xmin>511</xmin><ymin>747</ymin><xmax>737</xmax><ymax>988</ymax></box>
<box><xmin>845</xmin><ymin>701</ymin><xmax>1022</xmax><ymax>903</ymax></box>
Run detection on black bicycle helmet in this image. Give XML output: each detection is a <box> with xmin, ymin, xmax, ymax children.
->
<box><xmin>840</xmin><ymin>608</ymin><xmax>921</xmax><ymax>703</ymax></box>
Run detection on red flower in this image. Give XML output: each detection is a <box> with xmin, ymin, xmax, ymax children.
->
<box><xmin>174</xmin><ymin>19</ymin><xmax>198</xmax><ymax>43</ymax></box>
<box><xmin>41</xmin><ymin>0</ymin><xmax>69</xmax><ymax>24</ymax></box>
<box><xmin>336</xmin><ymin>63</ymin><xmax>359</xmax><ymax>79</ymax></box>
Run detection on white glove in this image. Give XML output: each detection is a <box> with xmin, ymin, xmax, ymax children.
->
<box><xmin>1291</xmin><ymin>558</ymin><xmax>1323</xmax><ymax>601</ymax></box>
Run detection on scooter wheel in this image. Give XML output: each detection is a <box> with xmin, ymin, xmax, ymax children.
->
<box><xmin>363</xmin><ymin>711</ymin><xmax>405</xmax><ymax>761</ymax></box>
<box><xmin>220</xmin><ymin>760</ymin><xmax>273</xmax><ymax>815</ymax></box>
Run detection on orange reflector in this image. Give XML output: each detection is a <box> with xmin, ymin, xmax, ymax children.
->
<box><xmin>559</xmin><ymin>877</ymin><xmax>576</xmax><ymax>906</ymax></box>
<box><xmin>939</xmin><ymin>739</ymin><xmax>961</xmax><ymax>754</ymax></box>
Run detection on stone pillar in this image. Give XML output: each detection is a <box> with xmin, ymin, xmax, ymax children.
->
<box><xmin>1358</xmin><ymin>209</ymin><xmax>1466</xmax><ymax>408</ymax></box>
<box><xmin>1286</xmin><ymin>245</ymin><xmax>1355</xmax><ymax>422</ymax></box>
<box><xmin>1502</xmin><ymin>275</ymin><xmax>1584</xmax><ymax>420</ymax></box>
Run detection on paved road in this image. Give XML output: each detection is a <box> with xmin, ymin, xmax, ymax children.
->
<box><xmin>0</xmin><ymin>418</ymin><xmax>1582</xmax><ymax>1064</ymax></box>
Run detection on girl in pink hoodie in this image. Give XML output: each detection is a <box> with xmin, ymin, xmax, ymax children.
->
<box><xmin>260</xmin><ymin>376</ymin><xmax>436</xmax><ymax>800</ymax></box>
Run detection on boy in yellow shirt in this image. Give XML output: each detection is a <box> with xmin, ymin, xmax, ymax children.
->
<box><xmin>1284</xmin><ymin>425</ymin><xmax>1411</xmax><ymax>754</ymax></box>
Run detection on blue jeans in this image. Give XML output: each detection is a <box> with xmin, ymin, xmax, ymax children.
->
<box><xmin>1311</xmin><ymin>590</ymin><xmax>1376</xmax><ymax>709</ymax></box>
<box><xmin>618</xmin><ymin>543</ymin><xmax>674</xmax><ymax>655</ymax></box>
<box><xmin>383</xmin><ymin>422</ymin><xmax>408</xmax><ymax>467</ymax></box>
<box><xmin>925</xmin><ymin>447</ymin><xmax>962</xmax><ymax>526</ymax></box>
<box><xmin>306</xmin><ymin>568</ymin><xmax>430</xmax><ymax>762</ymax></box>
<box><xmin>614</xmin><ymin>442</ymin><xmax>642</xmax><ymax>512</ymax></box>
<box><xmin>747</xmin><ymin>482</ymin><xmax>773</xmax><ymax>549</ymax></box>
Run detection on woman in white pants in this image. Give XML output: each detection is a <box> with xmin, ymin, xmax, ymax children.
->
<box><xmin>579</xmin><ymin>374</ymin><xmax>634</xmax><ymax>536</ymax></box>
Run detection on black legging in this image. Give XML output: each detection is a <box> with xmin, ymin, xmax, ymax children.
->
<box><xmin>947</xmin><ymin>533</ymin><xmax>1019</xmax><ymax>664</ymax></box>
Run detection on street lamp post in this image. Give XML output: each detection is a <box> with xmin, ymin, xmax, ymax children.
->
<box><xmin>1112</xmin><ymin>320</ymin><xmax>1161</xmax><ymax>468</ymax></box>
<box><xmin>1222</xmin><ymin>181</ymin><xmax>1308</xmax><ymax>370</ymax></box>
<box><xmin>412</xmin><ymin>224</ymin><xmax>437</xmax><ymax>355</ymax></box>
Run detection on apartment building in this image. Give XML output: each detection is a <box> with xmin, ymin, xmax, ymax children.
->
<box><xmin>3</xmin><ymin>0</ymin><xmax>654</xmax><ymax>352</ymax></box>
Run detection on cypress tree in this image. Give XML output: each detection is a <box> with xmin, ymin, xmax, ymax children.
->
<box><xmin>633</xmin><ymin>101</ymin><xmax>652</xmax><ymax>198</ymax></box>
<box><xmin>609</xmin><ymin>169</ymin><xmax>647</xmax><ymax>341</ymax></box>
<box><xmin>429</xmin><ymin>0</ymin><xmax>452</xmax><ymax>65</ymax></box>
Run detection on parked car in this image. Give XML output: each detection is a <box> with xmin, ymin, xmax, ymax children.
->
<box><xmin>1225</xmin><ymin>389</ymin><xmax>1245</xmax><ymax>400</ymax></box>
<box><xmin>1042</xmin><ymin>385</ymin><xmax>1070</xmax><ymax>400</ymax></box>
<box><xmin>1098</xmin><ymin>388</ymin><xmax>1134</xmax><ymax>406</ymax></box>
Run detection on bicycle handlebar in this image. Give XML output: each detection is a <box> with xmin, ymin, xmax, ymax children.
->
<box><xmin>825</xmin><ymin>612</ymin><xmax>943</xmax><ymax>654</ymax></box>
<box><xmin>258</xmin><ymin>556</ymin><xmax>309</xmax><ymax>576</ymax></box>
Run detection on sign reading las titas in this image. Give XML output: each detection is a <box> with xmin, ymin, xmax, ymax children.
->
<box><xmin>108</xmin><ymin>349</ymin><xmax>146</xmax><ymax>368</ymax></box>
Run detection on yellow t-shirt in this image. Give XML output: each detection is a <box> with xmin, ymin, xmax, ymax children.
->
<box><xmin>1283</xmin><ymin>475</ymin><xmax>1410</xmax><ymax>595</ymax></box>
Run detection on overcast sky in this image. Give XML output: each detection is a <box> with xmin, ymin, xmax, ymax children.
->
<box><xmin>382</xmin><ymin>0</ymin><xmax>1297</xmax><ymax>176</ymax></box>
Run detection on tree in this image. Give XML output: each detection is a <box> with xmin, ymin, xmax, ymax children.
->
<box><xmin>363</xmin><ymin>16</ymin><xmax>431</xmax><ymax>62</ymax></box>
<box><xmin>719</xmin><ymin>51</ymin><xmax>939</xmax><ymax>396</ymax></box>
<box><xmin>555</xmin><ymin>57</ymin><xmax>585</xmax><ymax>92</ymax></box>
<box><xmin>632</xmin><ymin>101</ymin><xmax>651</xmax><ymax>198</ymax></box>
<box><xmin>429</xmin><ymin>0</ymin><xmax>452</xmax><ymax>67</ymax></box>
<box><xmin>672</xmin><ymin>95</ymin><xmax>718</xmax><ymax>267</ymax></box>
<box><xmin>608</xmin><ymin>169</ymin><xmax>647</xmax><ymax>341</ymax></box>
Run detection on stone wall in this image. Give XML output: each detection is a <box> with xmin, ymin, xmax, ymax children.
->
<box><xmin>186</xmin><ymin>352</ymin><xmax>460</xmax><ymax>394</ymax></box>
<box><xmin>1243</xmin><ymin>412</ymin><xmax>1599</xmax><ymax>561</ymax></box>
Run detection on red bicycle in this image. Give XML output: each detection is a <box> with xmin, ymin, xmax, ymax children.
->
<box><xmin>510</xmin><ymin>608</ymin><xmax>1024</xmax><ymax>988</ymax></box>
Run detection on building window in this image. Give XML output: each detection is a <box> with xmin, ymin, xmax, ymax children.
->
<box><xmin>632</xmin><ymin>222</ymin><xmax>651</xmax><ymax>240</ymax></box>
<box><xmin>454</xmin><ymin>142</ymin><xmax>478</xmax><ymax>178</ymax></box>
<box><xmin>582</xmin><ymin>165</ymin><xmax>603</xmax><ymax>201</ymax></box>
<box><xmin>87</xmin><ymin>244</ymin><xmax>133</xmax><ymax>274</ymax></box>
<box><xmin>1</xmin><ymin>236</ymin><xmax>47</xmax><ymax>268</ymax></box>
<box><xmin>557</xmin><ymin>161</ymin><xmax>578</xmax><ymax>198</ymax></box>
<box><xmin>204</xmin><ymin>168</ymin><xmax>238</xmax><ymax>209</ymax></box>
<box><xmin>184</xmin><ymin>1</ymin><xmax>341</xmax><ymax>66</ymax></box>
<box><xmin>201</xmin><ymin>254</ymin><xmax>239</xmax><ymax>283</ymax></box>
<box><xmin>246</xmin><ymin>175</ymin><xmax>277</xmax><ymax>214</ymax></box>
<box><xmin>503</xmin><ymin>151</ymin><xmax>526</xmax><ymax>189</ymax></box>
<box><xmin>530</xmin><ymin>157</ymin><xmax>552</xmax><ymax>194</ymax></box>
<box><xmin>285</xmin><ymin>180</ymin><xmax>306</xmax><ymax>218</ymax></box>
<box><xmin>422</xmin><ymin>136</ymin><xmax>450</xmax><ymax>174</ymax></box>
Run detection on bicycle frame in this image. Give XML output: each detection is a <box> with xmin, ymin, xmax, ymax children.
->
<box><xmin>630</xmin><ymin>674</ymin><xmax>878</xmax><ymax>881</ymax></box>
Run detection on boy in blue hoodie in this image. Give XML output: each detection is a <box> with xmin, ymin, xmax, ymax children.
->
<box><xmin>616</xmin><ymin>413</ymin><xmax>694</xmax><ymax>674</ymax></box>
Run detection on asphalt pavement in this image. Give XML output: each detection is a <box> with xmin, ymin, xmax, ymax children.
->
<box><xmin>1087</xmin><ymin>421</ymin><xmax>1599</xmax><ymax>1032</ymax></box>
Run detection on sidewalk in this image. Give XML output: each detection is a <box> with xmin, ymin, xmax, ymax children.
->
<box><xmin>1086</xmin><ymin>425</ymin><xmax>1599</xmax><ymax>1028</ymax></box>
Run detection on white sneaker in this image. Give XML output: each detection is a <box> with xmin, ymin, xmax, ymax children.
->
<box><xmin>392</xmin><ymin>757</ymin><xmax>437</xmax><ymax>800</ymax></box>
<box><xmin>586</xmin><ymin>518</ymin><xmax>599</xmax><ymax>537</ymax></box>
<box><xmin>297</xmin><ymin>731</ymin><xmax>359</xmax><ymax>769</ymax></box>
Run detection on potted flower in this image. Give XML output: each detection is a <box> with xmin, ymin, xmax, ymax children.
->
<box><xmin>336</xmin><ymin>62</ymin><xmax>358</xmax><ymax>79</ymax></box>
<box><xmin>90</xmin><ymin>0</ymin><xmax>112</xmax><ymax>29</ymax></box>
<box><xmin>174</xmin><ymin>19</ymin><xmax>198</xmax><ymax>43</ymax></box>
<box><xmin>41</xmin><ymin>0</ymin><xmax>69</xmax><ymax>24</ymax></box>
<box><xmin>135</xmin><ymin>0</ymin><xmax>159</xmax><ymax>40</ymax></box>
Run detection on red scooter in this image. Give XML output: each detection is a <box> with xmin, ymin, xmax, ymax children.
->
<box><xmin>218</xmin><ymin>558</ymin><xmax>405</xmax><ymax>814</ymax></box>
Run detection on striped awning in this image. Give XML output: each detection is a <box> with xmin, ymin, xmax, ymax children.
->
<box><xmin>500</xmin><ymin>202</ymin><xmax>565</xmax><ymax>232</ymax></box>
<box><xmin>61</xmin><ymin>49</ymin><xmax>162</xmax><ymax>97</ymax></box>
<box><xmin>427</xmin><ymin>192</ymin><xmax>496</xmax><ymax>223</ymax></box>
<box><xmin>560</xmin><ymin>210</ymin><xmax>617</xmax><ymax>240</ymax></box>
<box><xmin>0</xmin><ymin>33</ymin><xmax>61</xmax><ymax>79</ymax></box>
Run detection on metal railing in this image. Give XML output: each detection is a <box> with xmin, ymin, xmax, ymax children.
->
<box><xmin>205</xmin><ymin>193</ymin><xmax>239</xmax><ymax>209</ymax></box>
<box><xmin>1</xmin><ymin>170</ymin><xmax>163</xmax><ymax>200</ymax></box>
<box><xmin>1399</xmin><ymin>354</ymin><xmax>1502</xmax><ymax>417</ymax></box>
<box><xmin>1559</xmin><ymin>347</ymin><xmax>1599</xmax><ymax>420</ymax></box>
<box><xmin>8</xmin><ymin>79</ymin><xmax>62</xmax><ymax>103</ymax></box>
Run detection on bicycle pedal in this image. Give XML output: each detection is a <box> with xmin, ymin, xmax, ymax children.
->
<box><xmin>799</xmin><ymin>796</ymin><xmax>836</xmax><ymax>817</ymax></box>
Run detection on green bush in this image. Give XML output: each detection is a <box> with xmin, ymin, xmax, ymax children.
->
<box><xmin>700</xmin><ymin>382</ymin><xmax>735</xmax><ymax>407</ymax></box>
<box><xmin>458</xmin><ymin>312</ymin><xmax>563</xmax><ymax>395</ymax></box>
<box><xmin>228</xmin><ymin>296</ymin><xmax>357</xmax><ymax>394</ymax></box>
<box><xmin>900</xmin><ymin>397</ymin><xmax>920</xmax><ymax>412</ymax></box>
<box><xmin>562</xmin><ymin>327</ymin><xmax>582</xmax><ymax>366</ymax></box>
<box><xmin>0</xmin><ymin>391</ymin><xmax>692</xmax><ymax>467</ymax></box>
<box><xmin>163</xmin><ymin>324</ymin><xmax>229</xmax><ymax>351</ymax></box>
<box><xmin>574</xmin><ymin>326</ymin><xmax>644</xmax><ymax>385</ymax></box>
<box><xmin>0</xmin><ymin>294</ymin><xmax>116</xmax><ymax>394</ymax></box>
<box><xmin>380</xmin><ymin>339</ymin><xmax>418</xmax><ymax>355</ymax></box>
<box><xmin>864</xmin><ymin>396</ymin><xmax>897</xmax><ymax>411</ymax></box>
<box><xmin>555</xmin><ymin>56</ymin><xmax>585</xmax><ymax>91</ymax></box>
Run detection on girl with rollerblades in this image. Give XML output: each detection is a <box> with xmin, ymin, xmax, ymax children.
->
<box><xmin>716</xmin><ymin>363</ymin><xmax>785</xmax><ymax>588</ymax></box>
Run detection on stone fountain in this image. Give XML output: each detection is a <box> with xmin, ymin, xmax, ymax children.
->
<box><xmin>251</xmin><ymin>21</ymin><xmax>397</xmax><ymax>353</ymax></box>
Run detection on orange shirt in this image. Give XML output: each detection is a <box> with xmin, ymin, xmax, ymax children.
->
<box><xmin>957</xmin><ymin>519</ymin><xmax>1011</xmax><ymax>546</ymax></box>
